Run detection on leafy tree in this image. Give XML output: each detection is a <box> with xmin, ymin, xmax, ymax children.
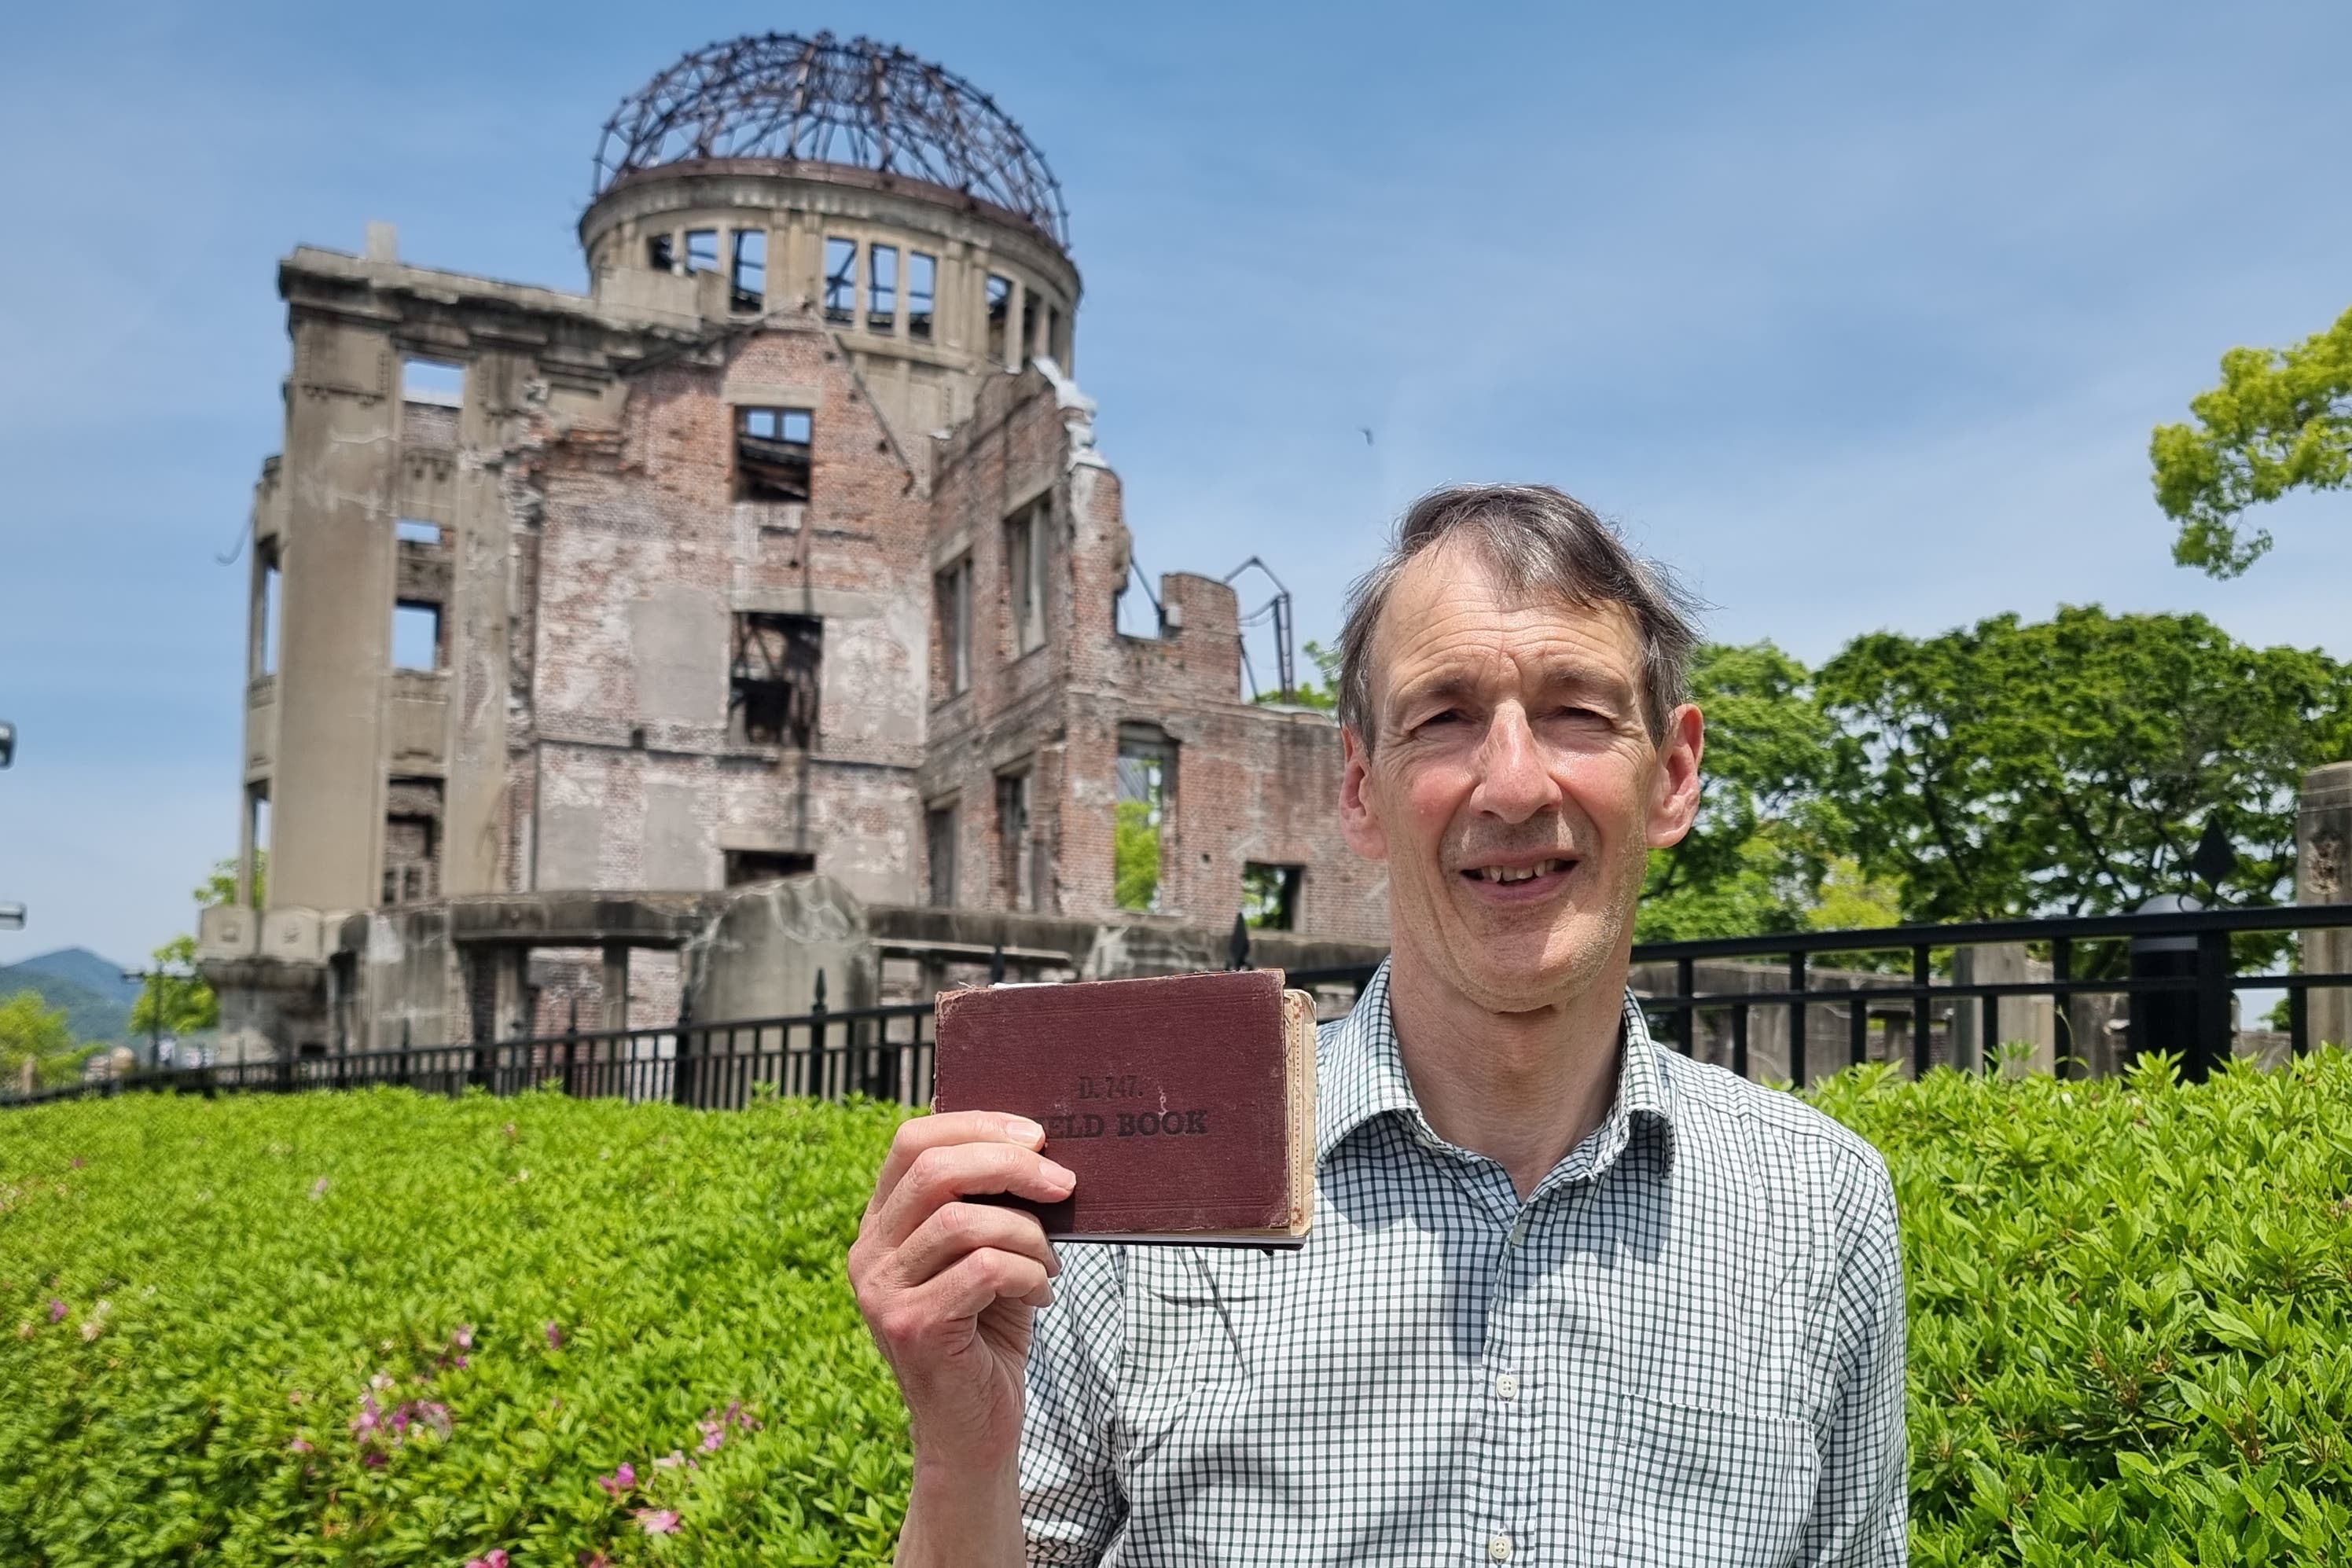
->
<box><xmin>1816</xmin><ymin>608</ymin><xmax>2352</xmax><ymax>942</ymax></box>
<box><xmin>2152</xmin><ymin>304</ymin><xmax>2352</xmax><ymax>577</ymax></box>
<box><xmin>1637</xmin><ymin>641</ymin><xmax>1843</xmax><ymax>942</ymax></box>
<box><xmin>130</xmin><ymin>854</ymin><xmax>263</xmax><ymax>1040</ymax></box>
<box><xmin>0</xmin><ymin>990</ymin><xmax>94</xmax><ymax>1089</ymax></box>
<box><xmin>1112</xmin><ymin>801</ymin><xmax>1160</xmax><ymax>911</ymax></box>
<box><xmin>1251</xmin><ymin>639</ymin><xmax>1341</xmax><ymax>711</ymax></box>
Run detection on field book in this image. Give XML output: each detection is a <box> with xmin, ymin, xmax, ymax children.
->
<box><xmin>932</xmin><ymin>969</ymin><xmax>1317</xmax><ymax>1247</ymax></box>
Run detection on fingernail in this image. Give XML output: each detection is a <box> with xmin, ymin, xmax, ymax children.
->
<box><xmin>1005</xmin><ymin>1118</ymin><xmax>1045</xmax><ymax>1145</ymax></box>
<box><xmin>1042</xmin><ymin>1159</ymin><xmax>1077</xmax><ymax>1188</ymax></box>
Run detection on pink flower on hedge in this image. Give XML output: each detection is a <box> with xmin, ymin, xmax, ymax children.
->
<box><xmin>579</xmin><ymin>1553</ymin><xmax>613</xmax><ymax>1567</ymax></box>
<box><xmin>47</xmin><ymin>1298</ymin><xmax>66</xmax><ymax>1323</ymax></box>
<box><xmin>310</xmin><ymin>1177</ymin><xmax>329</xmax><ymax>1200</ymax></box>
<box><xmin>464</xmin><ymin>1551</ymin><xmax>509</xmax><ymax>1568</ymax></box>
<box><xmin>351</xmin><ymin>1393</ymin><xmax>382</xmax><ymax>1438</ymax></box>
<box><xmin>544</xmin><ymin>1320</ymin><xmax>564</xmax><ymax>1350</ymax></box>
<box><xmin>652</xmin><ymin>1449</ymin><xmax>685</xmax><ymax>1471</ymax></box>
<box><xmin>288</xmin><ymin>1438</ymin><xmax>314</xmax><ymax>1453</ymax></box>
<box><xmin>597</xmin><ymin>1461</ymin><xmax>636</xmax><ymax>1497</ymax></box>
<box><xmin>698</xmin><ymin>1424</ymin><xmax>725</xmax><ymax>1453</ymax></box>
<box><xmin>634</xmin><ymin>1507</ymin><xmax>682</xmax><ymax>1534</ymax></box>
<box><xmin>452</xmin><ymin>1324</ymin><xmax>475</xmax><ymax>1350</ymax></box>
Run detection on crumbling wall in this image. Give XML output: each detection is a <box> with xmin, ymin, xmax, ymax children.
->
<box><xmin>516</xmin><ymin>311</ymin><xmax>932</xmax><ymax>906</ymax></box>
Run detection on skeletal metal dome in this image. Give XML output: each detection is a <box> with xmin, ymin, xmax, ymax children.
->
<box><xmin>593</xmin><ymin>32</ymin><xmax>1070</xmax><ymax>248</ymax></box>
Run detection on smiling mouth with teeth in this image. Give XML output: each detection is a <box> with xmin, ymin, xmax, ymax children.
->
<box><xmin>1467</xmin><ymin>859</ymin><xmax>1571</xmax><ymax>884</ymax></box>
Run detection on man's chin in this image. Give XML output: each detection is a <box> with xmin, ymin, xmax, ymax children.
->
<box><xmin>1433</xmin><ymin>916</ymin><xmax>1616</xmax><ymax>1013</ymax></box>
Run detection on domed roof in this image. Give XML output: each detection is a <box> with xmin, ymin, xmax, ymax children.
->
<box><xmin>593</xmin><ymin>32</ymin><xmax>1070</xmax><ymax>248</ymax></box>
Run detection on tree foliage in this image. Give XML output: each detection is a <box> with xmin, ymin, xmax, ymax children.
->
<box><xmin>1639</xmin><ymin>615</ymin><xmax>2348</xmax><ymax>949</ymax></box>
<box><xmin>1251</xmin><ymin>638</ymin><xmax>1341</xmax><ymax>711</ymax></box>
<box><xmin>2152</xmin><ymin>304</ymin><xmax>2352</xmax><ymax>577</ymax></box>
<box><xmin>1637</xmin><ymin>641</ymin><xmax>1839</xmax><ymax>942</ymax></box>
<box><xmin>1816</xmin><ymin>607</ymin><xmax>2352</xmax><ymax>929</ymax></box>
<box><xmin>0</xmin><ymin>992</ymin><xmax>94</xmax><ymax>1089</ymax></box>
<box><xmin>132</xmin><ymin>855</ymin><xmax>263</xmax><ymax>1041</ymax></box>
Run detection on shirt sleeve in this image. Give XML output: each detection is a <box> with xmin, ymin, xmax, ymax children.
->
<box><xmin>1803</xmin><ymin>1144</ymin><xmax>1910</xmax><ymax>1566</ymax></box>
<box><xmin>1018</xmin><ymin>1244</ymin><xmax>1129</xmax><ymax>1566</ymax></box>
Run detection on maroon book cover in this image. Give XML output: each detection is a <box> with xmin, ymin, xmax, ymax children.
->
<box><xmin>932</xmin><ymin>971</ymin><xmax>1292</xmax><ymax>1237</ymax></box>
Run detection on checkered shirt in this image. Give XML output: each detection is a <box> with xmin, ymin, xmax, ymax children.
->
<box><xmin>1018</xmin><ymin>960</ymin><xmax>1908</xmax><ymax>1566</ymax></box>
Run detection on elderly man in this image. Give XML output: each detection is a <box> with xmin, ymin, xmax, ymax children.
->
<box><xmin>852</xmin><ymin>484</ymin><xmax>1908</xmax><ymax>1566</ymax></box>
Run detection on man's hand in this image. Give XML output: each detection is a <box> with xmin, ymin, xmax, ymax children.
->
<box><xmin>852</xmin><ymin>1111</ymin><xmax>1075</xmax><ymax>1485</ymax></box>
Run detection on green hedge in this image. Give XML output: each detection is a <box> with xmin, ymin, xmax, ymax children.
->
<box><xmin>4</xmin><ymin>1056</ymin><xmax>2351</xmax><ymax>1565</ymax></box>
<box><xmin>1818</xmin><ymin>1054</ymin><xmax>2352</xmax><ymax>1566</ymax></box>
<box><xmin>0</xmin><ymin>1089</ymin><xmax>914</xmax><ymax>1566</ymax></box>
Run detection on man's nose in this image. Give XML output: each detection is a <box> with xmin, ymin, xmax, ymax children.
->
<box><xmin>1469</xmin><ymin>703</ymin><xmax>1560</xmax><ymax>823</ymax></box>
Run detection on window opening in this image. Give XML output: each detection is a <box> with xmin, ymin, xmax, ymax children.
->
<box><xmin>868</xmin><ymin>244</ymin><xmax>898</xmax><ymax>332</ymax></box>
<box><xmin>729</xmin><ymin>229</ymin><xmax>766</xmax><ymax>312</ymax></box>
<box><xmin>825</xmin><ymin>237</ymin><xmax>858</xmax><ymax>323</ymax></box>
<box><xmin>724</xmin><ymin>849</ymin><xmax>814</xmax><ymax>887</ymax></box>
<box><xmin>258</xmin><ymin>544</ymin><xmax>281</xmax><ymax>678</ymax></box>
<box><xmin>927</xmin><ymin>802</ymin><xmax>960</xmax><ymax>908</ymax></box>
<box><xmin>1242</xmin><ymin>862</ymin><xmax>1303</xmax><ymax>931</ymax></box>
<box><xmin>381</xmin><ymin>777</ymin><xmax>443</xmax><ymax>906</ymax></box>
<box><xmin>1046</xmin><ymin>305</ymin><xmax>1063</xmax><ymax>365</ymax></box>
<box><xmin>1114</xmin><ymin>729</ymin><xmax>1173</xmax><ymax>913</ymax></box>
<box><xmin>395</xmin><ymin>518</ymin><xmax>443</xmax><ymax>545</ymax></box>
<box><xmin>1005</xmin><ymin>498</ymin><xmax>1048</xmax><ymax>655</ymax></box>
<box><xmin>401</xmin><ymin>358</ymin><xmax>463</xmax><ymax>407</ymax></box>
<box><xmin>986</xmin><ymin>274</ymin><xmax>1011</xmax><ymax>365</ymax></box>
<box><xmin>936</xmin><ymin>557</ymin><xmax>972</xmax><ymax>696</ymax></box>
<box><xmin>908</xmin><ymin>252</ymin><xmax>936</xmax><ymax>340</ymax></box>
<box><xmin>244</xmin><ymin>787</ymin><xmax>270</xmax><ymax>907</ymax></box>
<box><xmin>997</xmin><ymin>772</ymin><xmax>1034</xmax><ymax>911</ymax></box>
<box><xmin>684</xmin><ymin>229</ymin><xmax>719</xmax><ymax>274</ymax></box>
<box><xmin>1021</xmin><ymin>292</ymin><xmax>1041</xmax><ymax>364</ymax></box>
<box><xmin>391</xmin><ymin>600</ymin><xmax>442</xmax><ymax>671</ymax></box>
<box><xmin>729</xmin><ymin>612</ymin><xmax>822</xmax><ymax>747</ymax></box>
<box><xmin>646</xmin><ymin>232</ymin><xmax>675</xmax><ymax>273</ymax></box>
<box><xmin>735</xmin><ymin>406</ymin><xmax>813</xmax><ymax>502</ymax></box>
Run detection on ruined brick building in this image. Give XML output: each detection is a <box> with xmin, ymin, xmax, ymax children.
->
<box><xmin>197</xmin><ymin>34</ymin><xmax>1387</xmax><ymax>1058</ymax></box>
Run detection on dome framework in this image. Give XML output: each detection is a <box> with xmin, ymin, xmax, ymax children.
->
<box><xmin>593</xmin><ymin>32</ymin><xmax>1071</xmax><ymax>248</ymax></box>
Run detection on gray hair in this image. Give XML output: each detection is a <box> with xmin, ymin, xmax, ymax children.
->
<box><xmin>1336</xmin><ymin>484</ymin><xmax>1702</xmax><ymax>747</ymax></box>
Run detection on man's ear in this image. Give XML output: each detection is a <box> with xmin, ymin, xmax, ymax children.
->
<box><xmin>1645</xmin><ymin>702</ymin><xmax>1704</xmax><ymax>850</ymax></box>
<box><xmin>1339</xmin><ymin>725</ymin><xmax>1390</xmax><ymax>861</ymax></box>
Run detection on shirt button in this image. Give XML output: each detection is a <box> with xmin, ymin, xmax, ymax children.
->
<box><xmin>1488</xmin><ymin>1533</ymin><xmax>1515</xmax><ymax>1562</ymax></box>
<box><xmin>1493</xmin><ymin>1372</ymin><xmax>1520</xmax><ymax>1401</ymax></box>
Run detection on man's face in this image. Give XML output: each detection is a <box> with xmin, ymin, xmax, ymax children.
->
<box><xmin>1340</xmin><ymin>540</ymin><xmax>1703</xmax><ymax>1014</ymax></box>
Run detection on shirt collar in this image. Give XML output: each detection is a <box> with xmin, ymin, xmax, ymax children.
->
<box><xmin>1317</xmin><ymin>959</ymin><xmax>1680</xmax><ymax>1173</ymax></box>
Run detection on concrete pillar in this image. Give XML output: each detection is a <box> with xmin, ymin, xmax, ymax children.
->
<box><xmin>271</xmin><ymin>317</ymin><xmax>397</xmax><ymax>910</ymax></box>
<box><xmin>2300</xmin><ymin>762</ymin><xmax>2352</xmax><ymax>1049</ymax></box>
<box><xmin>1951</xmin><ymin>944</ymin><xmax>2056</xmax><ymax>1074</ymax></box>
<box><xmin>440</xmin><ymin>354</ymin><xmax>522</xmax><ymax>895</ymax></box>
<box><xmin>492</xmin><ymin>946</ymin><xmax>528</xmax><ymax>1042</ymax></box>
<box><xmin>601</xmin><ymin>942</ymin><xmax>631</xmax><ymax>1032</ymax></box>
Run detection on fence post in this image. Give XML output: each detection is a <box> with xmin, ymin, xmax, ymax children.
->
<box><xmin>810</xmin><ymin>968</ymin><xmax>829</xmax><ymax>1100</ymax></box>
<box><xmin>399</xmin><ymin>1017</ymin><xmax>413</xmax><ymax>1089</ymax></box>
<box><xmin>2052</xmin><ymin>937</ymin><xmax>2075</xmax><ymax>1080</ymax></box>
<box><xmin>1787</xmin><ymin>952</ymin><xmax>1807</xmax><ymax>1088</ymax></box>
<box><xmin>671</xmin><ymin>990</ymin><xmax>696</xmax><ymax>1107</ymax></box>
<box><xmin>1911</xmin><ymin>946</ymin><xmax>1932</xmax><ymax>1078</ymax></box>
<box><xmin>2192</xmin><ymin>927</ymin><xmax>2232</xmax><ymax>1082</ymax></box>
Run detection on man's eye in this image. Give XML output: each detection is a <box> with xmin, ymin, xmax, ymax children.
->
<box><xmin>1419</xmin><ymin>709</ymin><xmax>1463</xmax><ymax>728</ymax></box>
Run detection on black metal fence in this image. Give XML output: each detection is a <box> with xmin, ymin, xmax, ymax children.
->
<box><xmin>1626</xmin><ymin>902</ymin><xmax>2352</xmax><ymax>1084</ymax></box>
<box><xmin>3</xmin><ymin>995</ymin><xmax>937</xmax><ymax>1112</ymax></box>
<box><xmin>9</xmin><ymin>903</ymin><xmax>2350</xmax><ymax>1111</ymax></box>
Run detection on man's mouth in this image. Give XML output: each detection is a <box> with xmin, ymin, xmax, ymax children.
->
<box><xmin>1462</xmin><ymin>858</ymin><xmax>1573</xmax><ymax>885</ymax></box>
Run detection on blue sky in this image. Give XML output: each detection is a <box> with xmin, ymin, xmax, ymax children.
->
<box><xmin>2</xmin><ymin>0</ymin><xmax>2347</xmax><ymax>968</ymax></box>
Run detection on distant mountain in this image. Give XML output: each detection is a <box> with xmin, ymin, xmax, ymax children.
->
<box><xmin>2</xmin><ymin>949</ymin><xmax>141</xmax><ymax>1008</ymax></box>
<box><xmin>0</xmin><ymin>949</ymin><xmax>138</xmax><ymax>1045</ymax></box>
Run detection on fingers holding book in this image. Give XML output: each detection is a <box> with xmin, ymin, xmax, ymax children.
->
<box><xmin>849</xmin><ymin>1110</ymin><xmax>1079</xmax><ymax>1477</ymax></box>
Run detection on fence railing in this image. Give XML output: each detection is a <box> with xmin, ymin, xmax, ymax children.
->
<box><xmin>9</xmin><ymin>903</ymin><xmax>2349</xmax><ymax>1111</ymax></box>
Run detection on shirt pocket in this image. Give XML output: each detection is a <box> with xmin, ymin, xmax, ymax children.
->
<box><xmin>1597</xmin><ymin>1396</ymin><xmax>1820</xmax><ymax>1568</ymax></box>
